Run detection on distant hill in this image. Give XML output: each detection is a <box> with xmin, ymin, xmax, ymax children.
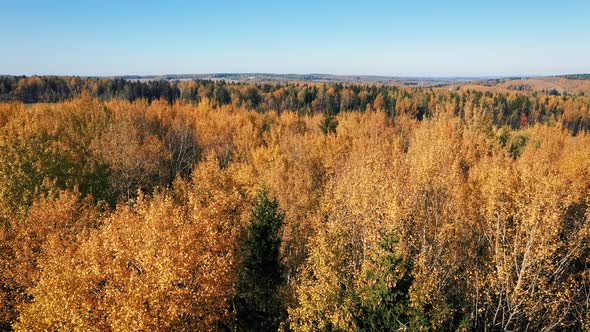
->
<box><xmin>5</xmin><ymin>73</ymin><xmax>590</xmax><ymax>95</ymax></box>
<box><xmin>113</xmin><ymin>73</ymin><xmax>590</xmax><ymax>94</ymax></box>
<box><xmin>560</xmin><ymin>74</ymin><xmax>590</xmax><ymax>80</ymax></box>
<box><xmin>116</xmin><ymin>73</ymin><xmax>495</xmax><ymax>87</ymax></box>
<box><xmin>448</xmin><ymin>76</ymin><xmax>590</xmax><ymax>96</ymax></box>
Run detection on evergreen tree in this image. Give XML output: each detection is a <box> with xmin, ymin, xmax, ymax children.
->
<box><xmin>347</xmin><ymin>233</ymin><xmax>413</xmax><ymax>331</ymax></box>
<box><xmin>236</xmin><ymin>189</ymin><xmax>287</xmax><ymax>331</ymax></box>
<box><xmin>214</xmin><ymin>84</ymin><xmax>231</xmax><ymax>105</ymax></box>
<box><xmin>319</xmin><ymin>114</ymin><xmax>338</xmax><ymax>134</ymax></box>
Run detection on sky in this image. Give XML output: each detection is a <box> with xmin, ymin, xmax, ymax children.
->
<box><xmin>1</xmin><ymin>0</ymin><xmax>589</xmax><ymax>77</ymax></box>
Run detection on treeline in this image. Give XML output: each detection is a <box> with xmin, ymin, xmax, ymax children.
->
<box><xmin>2</xmin><ymin>75</ymin><xmax>590</xmax><ymax>133</ymax></box>
<box><xmin>562</xmin><ymin>74</ymin><xmax>590</xmax><ymax>80</ymax></box>
<box><xmin>0</xmin><ymin>76</ymin><xmax>179</xmax><ymax>104</ymax></box>
<box><xmin>0</xmin><ymin>97</ymin><xmax>590</xmax><ymax>330</ymax></box>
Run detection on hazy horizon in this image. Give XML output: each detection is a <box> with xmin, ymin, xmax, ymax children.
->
<box><xmin>2</xmin><ymin>72</ymin><xmax>587</xmax><ymax>79</ymax></box>
<box><xmin>2</xmin><ymin>0</ymin><xmax>589</xmax><ymax>76</ymax></box>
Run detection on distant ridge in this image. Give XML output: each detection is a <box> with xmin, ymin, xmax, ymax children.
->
<box><xmin>83</xmin><ymin>73</ymin><xmax>528</xmax><ymax>89</ymax></box>
<box><xmin>559</xmin><ymin>74</ymin><xmax>590</xmax><ymax>80</ymax></box>
<box><xmin>113</xmin><ymin>73</ymin><xmax>505</xmax><ymax>84</ymax></box>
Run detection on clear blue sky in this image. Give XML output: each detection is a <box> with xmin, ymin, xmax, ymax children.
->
<box><xmin>1</xmin><ymin>0</ymin><xmax>589</xmax><ymax>76</ymax></box>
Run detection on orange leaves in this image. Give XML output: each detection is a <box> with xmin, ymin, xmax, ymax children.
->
<box><xmin>292</xmin><ymin>110</ymin><xmax>590</xmax><ymax>330</ymax></box>
<box><xmin>290</xmin><ymin>125</ymin><xmax>407</xmax><ymax>331</ymax></box>
<box><xmin>0</xmin><ymin>190</ymin><xmax>101</xmax><ymax>328</ymax></box>
<box><xmin>16</xmin><ymin>161</ymin><xmax>250</xmax><ymax>330</ymax></box>
<box><xmin>0</xmin><ymin>91</ymin><xmax>589</xmax><ymax>330</ymax></box>
<box><xmin>373</xmin><ymin>93</ymin><xmax>385</xmax><ymax>111</ymax></box>
<box><xmin>90</xmin><ymin>119</ymin><xmax>170</xmax><ymax>200</ymax></box>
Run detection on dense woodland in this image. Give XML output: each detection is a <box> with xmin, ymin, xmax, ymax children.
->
<box><xmin>2</xmin><ymin>75</ymin><xmax>590</xmax><ymax>134</ymax></box>
<box><xmin>0</xmin><ymin>77</ymin><xmax>590</xmax><ymax>331</ymax></box>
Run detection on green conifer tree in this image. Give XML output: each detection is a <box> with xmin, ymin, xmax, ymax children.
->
<box><xmin>236</xmin><ymin>189</ymin><xmax>286</xmax><ymax>331</ymax></box>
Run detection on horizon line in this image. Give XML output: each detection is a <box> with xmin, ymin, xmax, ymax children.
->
<box><xmin>1</xmin><ymin>72</ymin><xmax>589</xmax><ymax>79</ymax></box>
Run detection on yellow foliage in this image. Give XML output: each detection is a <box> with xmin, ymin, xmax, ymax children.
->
<box><xmin>0</xmin><ymin>96</ymin><xmax>589</xmax><ymax>330</ymax></box>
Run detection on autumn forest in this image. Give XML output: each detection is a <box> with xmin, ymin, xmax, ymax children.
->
<box><xmin>0</xmin><ymin>76</ymin><xmax>590</xmax><ymax>331</ymax></box>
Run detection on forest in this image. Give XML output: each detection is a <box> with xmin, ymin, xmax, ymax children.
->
<box><xmin>1</xmin><ymin>75</ymin><xmax>590</xmax><ymax>134</ymax></box>
<box><xmin>0</xmin><ymin>77</ymin><xmax>590</xmax><ymax>331</ymax></box>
